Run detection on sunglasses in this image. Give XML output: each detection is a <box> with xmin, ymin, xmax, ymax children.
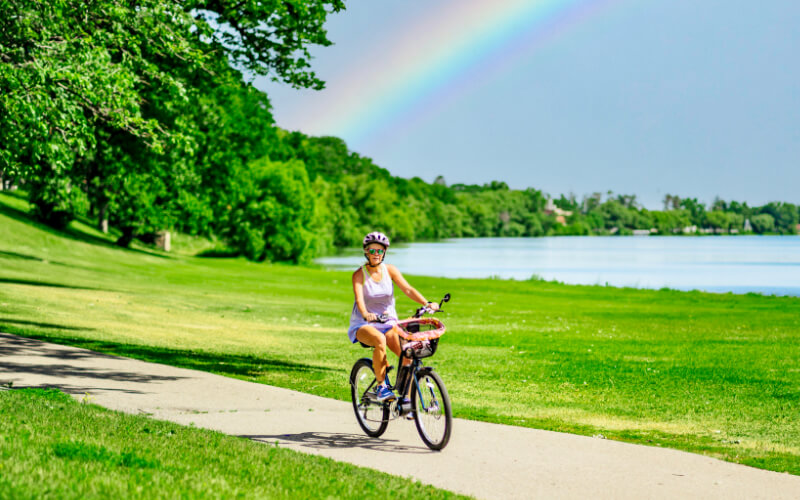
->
<box><xmin>366</xmin><ymin>248</ymin><xmax>385</xmax><ymax>255</ymax></box>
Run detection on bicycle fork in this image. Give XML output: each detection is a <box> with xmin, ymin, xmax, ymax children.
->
<box><xmin>413</xmin><ymin>369</ymin><xmax>440</xmax><ymax>413</ymax></box>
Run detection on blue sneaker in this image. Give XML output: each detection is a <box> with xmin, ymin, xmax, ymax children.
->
<box><xmin>375</xmin><ymin>384</ymin><xmax>396</xmax><ymax>402</ymax></box>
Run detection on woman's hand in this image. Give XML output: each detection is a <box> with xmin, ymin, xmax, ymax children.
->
<box><xmin>428</xmin><ymin>301</ymin><xmax>440</xmax><ymax>312</ymax></box>
<box><xmin>364</xmin><ymin>312</ymin><xmax>378</xmax><ymax>322</ymax></box>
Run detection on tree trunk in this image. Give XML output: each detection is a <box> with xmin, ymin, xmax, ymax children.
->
<box><xmin>98</xmin><ymin>203</ymin><xmax>109</xmax><ymax>233</ymax></box>
<box><xmin>154</xmin><ymin>231</ymin><xmax>171</xmax><ymax>252</ymax></box>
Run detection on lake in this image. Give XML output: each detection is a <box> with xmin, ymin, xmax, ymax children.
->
<box><xmin>316</xmin><ymin>236</ymin><xmax>800</xmax><ymax>296</ymax></box>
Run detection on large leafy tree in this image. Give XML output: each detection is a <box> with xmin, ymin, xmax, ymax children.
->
<box><xmin>1</xmin><ymin>0</ymin><xmax>343</xmax><ymax>244</ymax></box>
<box><xmin>224</xmin><ymin>157</ymin><xmax>316</xmax><ymax>263</ymax></box>
<box><xmin>0</xmin><ymin>0</ymin><xmax>169</xmax><ymax>225</ymax></box>
<box><xmin>190</xmin><ymin>0</ymin><xmax>344</xmax><ymax>89</ymax></box>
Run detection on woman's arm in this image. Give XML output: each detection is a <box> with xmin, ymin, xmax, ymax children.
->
<box><xmin>386</xmin><ymin>264</ymin><xmax>439</xmax><ymax>310</ymax></box>
<box><xmin>352</xmin><ymin>269</ymin><xmax>377</xmax><ymax>321</ymax></box>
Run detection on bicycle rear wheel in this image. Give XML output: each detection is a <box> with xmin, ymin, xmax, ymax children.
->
<box><xmin>411</xmin><ymin>367</ymin><xmax>452</xmax><ymax>450</ymax></box>
<box><xmin>350</xmin><ymin>358</ymin><xmax>389</xmax><ymax>437</ymax></box>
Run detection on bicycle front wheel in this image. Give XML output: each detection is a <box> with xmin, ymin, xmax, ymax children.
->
<box><xmin>411</xmin><ymin>367</ymin><xmax>452</xmax><ymax>450</ymax></box>
<box><xmin>350</xmin><ymin>358</ymin><xmax>389</xmax><ymax>437</ymax></box>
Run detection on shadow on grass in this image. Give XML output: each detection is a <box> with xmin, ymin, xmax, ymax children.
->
<box><xmin>244</xmin><ymin>432</ymin><xmax>429</xmax><ymax>454</ymax></box>
<box><xmin>0</xmin><ymin>199</ymin><xmax>168</xmax><ymax>259</ymax></box>
<box><xmin>8</xmin><ymin>332</ymin><xmax>335</xmax><ymax>380</ymax></box>
<box><xmin>0</xmin><ymin>317</ymin><xmax>88</xmax><ymax>331</ymax></box>
<box><xmin>0</xmin><ymin>250</ymin><xmax>45</xmax><ymax>261</ymax></box>
<box><xmin>0</xmin><ymin>249</ymin><xmax>78</xmax><ymax>268</ymax></box>
<box><xmin>0</xmin><ymin>277</ymin><xmax>101</xmax><ymax>291</ymax></box>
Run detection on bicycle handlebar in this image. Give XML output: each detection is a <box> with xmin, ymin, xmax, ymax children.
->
<box><xmin>413</xmin><ymin>293</ymin><xmax>451</xmax><ymax>318</ymax></box>
<box><xmin>369</xmin><ymin>293</ymin><xmax>451</xmax><ymax>322</ymax></box>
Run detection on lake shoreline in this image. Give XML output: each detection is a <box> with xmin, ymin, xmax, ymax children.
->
<box><xmin>317</xmin><ymin>235</ymin><xmax>800</xmax><ymax>297</ymax></box>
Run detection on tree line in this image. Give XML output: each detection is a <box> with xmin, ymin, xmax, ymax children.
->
<box><xmin>2</xmin><ymin>1</ymin><xmax>797</xmax><ymax>264</ymax></box>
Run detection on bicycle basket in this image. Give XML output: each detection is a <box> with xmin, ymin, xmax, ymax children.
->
<box><xmin>402</xmin><ymin>338</ymin><xmax>438</xmax><ymax>359</ymax></box>
<box><xmin>396</xmin><ymin>317</ymin><xmax>445</xmax><ymax>341</ymax></box>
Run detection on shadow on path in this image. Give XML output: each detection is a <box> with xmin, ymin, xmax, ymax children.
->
<box><xmin>0</xmin><ymin>361</ymin><xmax>185</xmax><ymax>384</ymax></box>
<box><xmin>243</xmin><ymin>431</ymin><xmax>430</xmax><ymax>454</ymax></box>
<box><xmin>1</xmin><ymin>332</ymin><xmax>335</xmax><ymax>380</ymax></box>
<box><xmin>0</xmin><ymin>334</ymin><xmax>119</xmax><ymax>362</ymax></box>
<box><xmin>0</xmin><ymin>333</ymin><xmax>186</xmax><ymax>388</ymax></box>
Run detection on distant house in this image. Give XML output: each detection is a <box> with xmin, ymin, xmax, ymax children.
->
<box><xmin>683</xmin><ymin>225</ymin><xmax>698</xmax><ymax>234</ymax></box>
<box><xmin>632</xmin><ymin>229</ymin><xmax>650</xmax><ymax>236</ymax></box>
<box><xmin>544</xmin><ymin>198</ymin><xmax>573</xmax><ymax>226</ymax></box>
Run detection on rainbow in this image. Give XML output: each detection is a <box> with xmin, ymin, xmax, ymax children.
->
<box><xmin>295</xmin><ymin>0</ymin><xmax>619</xmax><ymax>148</ymax></box>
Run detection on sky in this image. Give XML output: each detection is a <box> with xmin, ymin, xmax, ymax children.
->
<box><xmin>254</xmin><ymin>0</ymin><xmax>800</xmax><ymax>210</ymax></box>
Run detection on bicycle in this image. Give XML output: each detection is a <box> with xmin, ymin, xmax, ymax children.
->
<box><xmin>349</xmin><ymin>293</ymin><xmax>453</xmax><ymax>451</ymax></box>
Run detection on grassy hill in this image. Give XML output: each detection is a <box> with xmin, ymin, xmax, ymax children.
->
<box><xmin>1</xmin><ymin>191</ymin><xmax>799</xmax><ymax>474</ymax></box>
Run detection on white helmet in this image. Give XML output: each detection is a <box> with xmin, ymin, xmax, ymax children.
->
<box><xmin>362</xmin><ymin>231</ymin><xmax>390</xmax><ymax>249</ymax></box>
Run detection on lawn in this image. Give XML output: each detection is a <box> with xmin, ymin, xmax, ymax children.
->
<box><xmin>1</xmin><ymin>191</ymin><xmax>799</xmax><ymax>474</ymax></box>
<box><xmin>0</xmin><ymin>388</ymin><xmax>466</xmax><ymax>499</ymax></box>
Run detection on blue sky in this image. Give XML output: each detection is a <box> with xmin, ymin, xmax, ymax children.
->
<box><xmin>255</xmin><ymin>0</ymin><xmax>800</xmax><ymax>209</ymax></box>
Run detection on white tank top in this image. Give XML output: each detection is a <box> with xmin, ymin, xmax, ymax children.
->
<box><xmin>349</xmin><ymin>263</ymin><xmax>397</xmax><ymax>327</ymax></box>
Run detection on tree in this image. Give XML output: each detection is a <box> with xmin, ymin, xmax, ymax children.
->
<box><xmin>583</xmin><ymin>192</ymin><xmax>603</xmax><ymax>213</ymax></box>
<box><xmin>1</xmin><ymin>0</ymin><xmax>344</xmax><ymax>250</ymax></box>
<box><xmin>223</xmin><ymin>158</ymin><xmax>316</xmax><ymax>262</ymax></box>
<box><xmin>758</xmin><ymin>202</ymin><xmax>798</xmax><ymax>234</ymax></box>
<box><xmin>190</xmin><ymin>0</ymin><xmax>345</xmax><ymax>90</ymax></box>
<box><xmin>679</xmin><ymin>198</ymin><xmax>706</xmax><ymax>227</ymax></box>
<box><xmin>663</xmin><ymin>194</ymin><xmax>681</xmax><ymax>211</ymax></box>
<box><xmin>750</xmin><ymin>213</ymin><xmax>774</xmax><ymax>234</ymax></box>
<box><xmin>650</xmin><ymin>210</ymin><xmax>691</xmax><ymax>234</ymax></box>
<box><xmin>616</xmin><ymin>193</ymin><xmax>639</xmax><ymax>209</ymax></box>
<box><xmin>0</xmin><ymin>1</ymin><xmax>169</xmax><ymax>226</ymax></box>
<box><xmin>705</xmin><ymin>210</ymin><xmax>732</xmax><ymax>232</ymax></box>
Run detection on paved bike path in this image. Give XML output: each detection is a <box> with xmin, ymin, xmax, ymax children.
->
<box><xmin>2</xmin><ymin>332</ymin><xmax>798</xmax><ymax>499</ymax></box>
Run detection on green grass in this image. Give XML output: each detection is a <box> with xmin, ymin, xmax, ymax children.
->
<box><xmin>0</xmin><ymin>388</ymin><xmax>466</xmax><ymax>499</ymax></box>
<box><xmin>1</xmin><ymin>191</ymin><xmax>799</xmax><ymax>475</ymax></box>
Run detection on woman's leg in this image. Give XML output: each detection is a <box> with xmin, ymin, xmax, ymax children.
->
<box><xmin>356</xmin><ymin>325</ymin><xmax>388</xmax><ymax>383</ymax></box>
<box><xmin>385</xmin><ymin>326</ymin><xmax>411</xmax><ymax>367</ymax></box>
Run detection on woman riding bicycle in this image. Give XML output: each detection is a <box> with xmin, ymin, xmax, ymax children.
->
<box><xmin>348</xmin><ymin>231</ymin><xmax>439</xmax><ymax>403</ymax></box>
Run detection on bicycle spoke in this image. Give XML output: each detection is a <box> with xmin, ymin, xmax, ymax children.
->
<box><xmin>351</xmin><ymin>360</ymin><xmax>389</xmax><ymax>435</ymax></box>
<box><xmin>413</xmin><ymin>369</ymin><xmax>451</xmax><ymax>449</ymax></box>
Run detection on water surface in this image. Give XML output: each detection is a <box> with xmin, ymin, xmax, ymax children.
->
<box><xmin>316</xmin><ymin>236</ymin><xmax>800</xmax><ymax>296</ymax></box>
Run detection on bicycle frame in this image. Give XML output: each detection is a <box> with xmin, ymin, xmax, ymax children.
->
<box><xmin>357</xmin><ymin>346</ymin><xmax>440</xmax><ymax>421</ymax></box>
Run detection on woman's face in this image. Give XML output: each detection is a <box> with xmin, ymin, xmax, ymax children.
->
<box><xmin>365</xmin><ymin>243</ymin><xmax>386</xmax><ymax>266</ymax></box>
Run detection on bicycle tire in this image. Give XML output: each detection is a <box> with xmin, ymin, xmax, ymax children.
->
<box><xmin>350</xmin><ymin>358</ymin><xmax>389</xmax><ymax>438</ymax></box>
<box><xmin>411</xmin><ymin>367</ymin><xmax>452</xmax><ymax>450</ymax></box>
